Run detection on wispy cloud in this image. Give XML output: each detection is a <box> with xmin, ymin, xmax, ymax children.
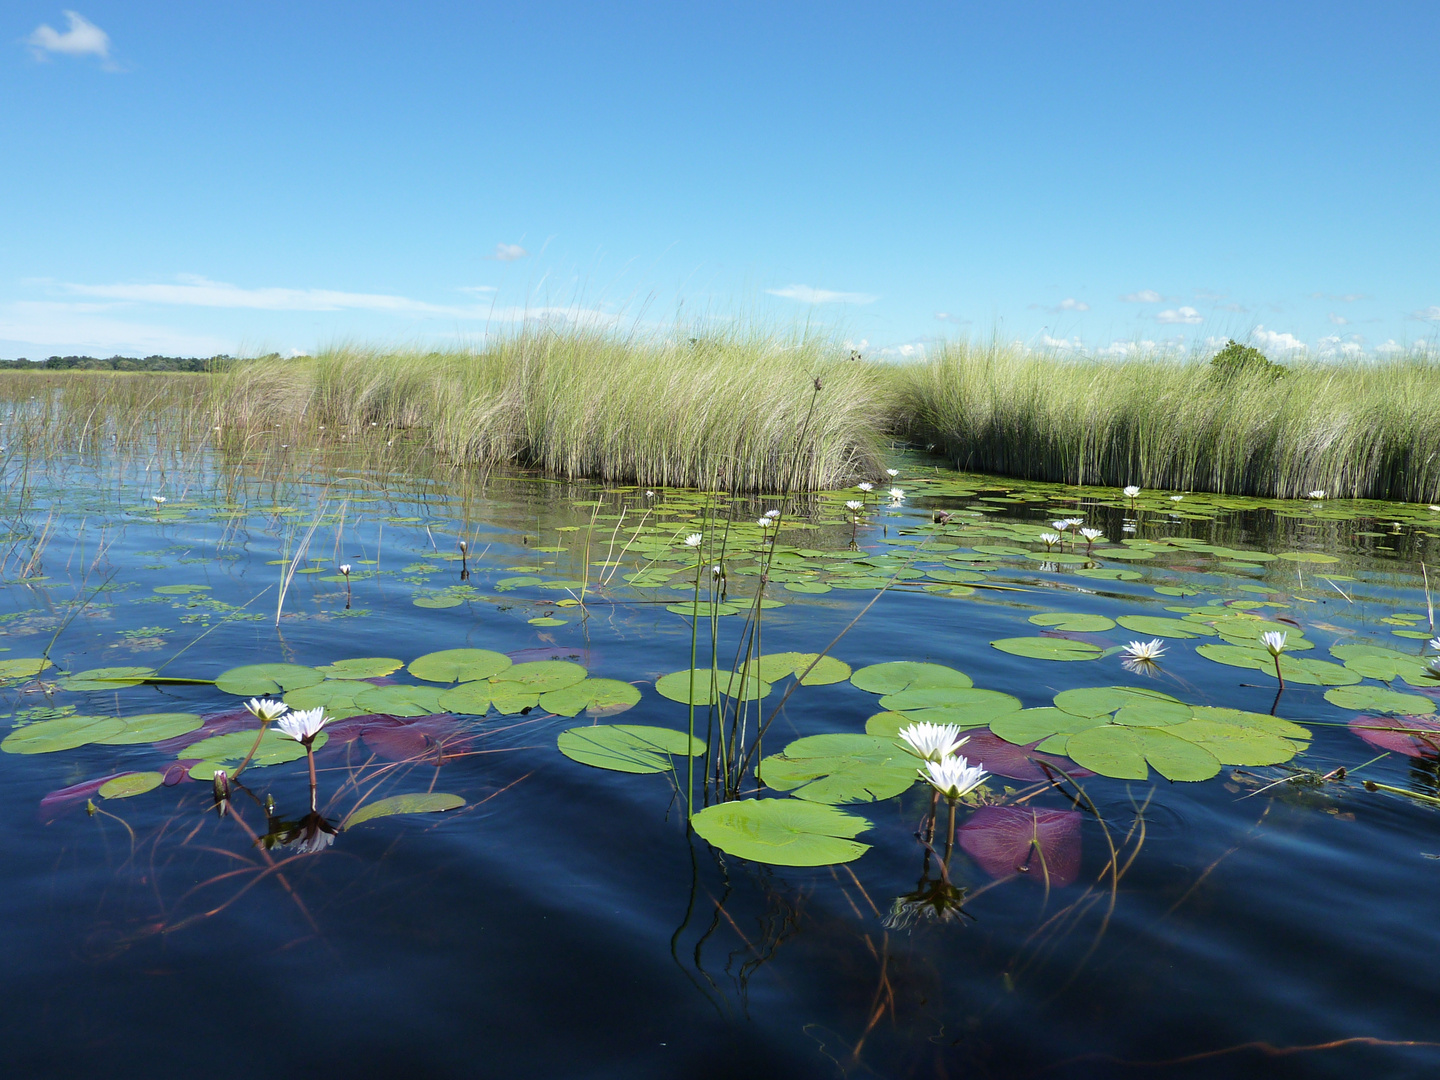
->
<box><xmin>1315</xmin><ymin>335</ymin><xmax>1363</xmax><ymax>357</ymax></box>
<box><xmin>1311</xmin><ymin>292</ymin><xmax>1368</xmax><ymax>302</ymax></box>
<box><xmin>487</xmin><ymin>243</ymin><xmax>528</xmax><ymax>261</ymax></box>
<box><xmin>1056</xmin><ymin>298</ymin><xmax>1089</xmax><ymax>312</ymax></box>
<box><xmin>1037</xmin><ymin>333</ymin><xmax>1082</xmax><ymax>350</ymax></box>
<box><xmin>0</xmin><ymin>302</ymin><xmax>232</xmax><ymax>356</ymax></box>
<box><xmin>766</xmin><ymin>284</ymin><xmax>877</xmax><ymax>305</ymax></box>
<box><xmin>1375</xmin><ymin>339</ymin><xmax>1405</xmax><ymax>355</ymax></box>
<box><xmin>1328</xmin><ymin>312</ymin><xmax>1348</xmax><ymax>325</ymax></box>
<box><xmin>1413</xmin><ymin>305</ymin><xmax>1440</xmax><ymax>322</ymax></box>
<box><xmin>934</xmin><ymin>312</ymin><xmax>970</xmax><ymax>324</ymax></box>
<box><xmin>26</xmin><ymin>11</ymin><xmax>114</xmax><ymax>65</ymax></box>
<box><xmin>1252</xmin><ymin>326</ymin><xmax>1306</xmax><ymax>352</ymax></box>
<box><xmin>1156</xmin><ymin>306</ymin><xmax>1203</xmax><ymax>325</ymax></box>
<box><xmin>61</xmin><ymin>275</ymin><xmax>474</xmax><ymax>315</ymax></box>
<box><xmin>1097</xmin><ymin>339</ymin><xmax>1167</xmax><ymax>357</ymax></box>
<box><xmin>1119</xmin><ymin>290</ymin><xmax>1163</xmax><ymax>303</ymax></box>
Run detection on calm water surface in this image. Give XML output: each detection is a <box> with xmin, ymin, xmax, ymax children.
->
<box><xmin>3</xmin><ymin>446</ymin><xmax>1439</xmax><ymax>1078</ymax></box>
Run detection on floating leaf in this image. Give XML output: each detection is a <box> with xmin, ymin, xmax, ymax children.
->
<box><xmin>185</xmin><ymin>729</ymin><xmax>322</xmax><ymax>779</ymax></box>
<box><xmin>556</xmin><ymin>724</ymin><xmax>704</xmax><ymax>773</ymax></box>
<box><xmin>1066</xmin><ymin>725</ymin><xmax>1221</xmax><ymax>781</ymax></box>
<box><xmin>345</xmin><ymin>792</ymin><xmax>466</xmax><ymax>829</ymax></box>
<box><xmin>98</xmin><ymin>772</ymin><xmax>164</xmax><ymax>799</ymax></box>
<box><xmin>538</xmin><ymin>678</ymin><xmax>642</xmax><ymax>717</ymax></box>
<box><xmin>1162</xmin><ymin>719</ymin><xmax>1304</xmax><ymax>766</ymax></box>
<box><xmin>1324</xmin><ymin>685</ymin><xmax>1435</xmax><ymax>716</ymax></box>
<box><xmin>850</xmin><ymin>662</ymin><xmax>972</xmax><ymax>695</ymax></box>
<box><xmin>690</xmin><ymin>799</ymin><xmax>871</xmax><ymax>866</ymax></box>
<box><xmin>755</xmin><ymin>652</ymin><xmax>852</xmax><ymax>685</ymax></box>
<box><xmin>313</xmin><ymin>657</ymin><xmax>403</xmax><ymax>679</ymax></box>
<box><xmin>1348</xmin><ymin>714</ymin><xmax>1440</xmax><ymax>757</ymax></box>
<box><xmin>0</xmin><ymin>657</ymin><xmax>52</xmax><ymax>682</ymax></box>
<box><xmin>98</xmin><ymin>712</ymin><xmax>203</xmax><ymax>744</ymax></box>
<box><xmin>58</xmin><ymin>666</ymin><xmax>156</xmax><ymax>691</ymax></box>
<box><xmin>1028</xmin><ymin>612</ymin><xmax>1116</xmax><ymax>633</ymax></box>
<box><xmin>1331</xmin><ymin>644</ymin><xmax>1435</xmax><ymax>687</ymax></box>
<box><xmin>285</xmin><ymin>679</ymin><xmax>377</xmax><ymax>718</ymax></box>
<box><xmin>2</xmin><ymin>715</ymin><xmax>125</xmax><ymax>754</ymax></box>
<box><xmin>958</xmin><ymin>806</ymin><xmax>1082</xmax><ymax>887</ymax></box>
<box><xmin>490</xmin><ymin>660</ymin><xmax>587</xmax><ymax>692</ymax></box>
<box><xmin>655</xmin><ymin>668</ymin><xmax>771</xmax><ymax>705</ymax></box>
<box><xmin>990</xmin><ymin>707</ymin><xmax>1107</xmax><ymax>747</ymax></box>
<box><xmin>353</xmin><ymin>683</ymin><xmax>446</xmax><ymax>717</ymax></box>
<box><xmin>1115</xmin><ymin>615</ymin><xmax>1213</xmax><ymax>639</ymax></box>
<box><xmin>758</xmin><ymin>734</ymin><xmax>917</xmax><ymax>804</ymax></box>
<box><xmin>990</xmin><ymin>637</ymin><xmax>1104</xmax><ymax>661</ymax></box>
<box><xmin>408</xmin><ymin>648</ymin><xmax>512</xmax><ymax>683</ymax></box>
<box><xmin>215</xmin><ymin>663</ymin><xmax>323</xmax><ymax>696</ymax></box>
<box><xmin>1277</xmin><ymin>551</ymin><xmax>1339</xmax><ymax>563</ymax></box>
<box><xmin>413</xmin><ymin>595</ymin><xmax>463</xmax><ymax>608</ymax></box>
<box><xmin>1112</xmin><ymin>701</ymin><xmax>1193</xmax><ymax>727</ymax></box>
<box><xmin>436</xmin><ymin>682</ymin><xmax>493</xmax><ymax>715</ymax></box>
<box><xmin>878</xmin><ymin>686</ymin><xmax>1022</xmax><ymax>723</ymax></box>
<box><xmin>1195</xmin><ymin>645</ymin><xmax>1360</xmax><ymax>685</ymax></box>
<box><xmin>954</xmin><ymin>730</ymin><xmax>1091</xmax><ymax>781</ymax></box>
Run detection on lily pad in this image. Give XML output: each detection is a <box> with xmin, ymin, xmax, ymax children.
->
<box><xmin>58</xmin><ymin>666</ymin><xmax>156</xmax><ymax>691</ymax></box>
<box><xmin>755</xmin><ymin>652</ymin><xmax>853</xmax><ymax>685</ymax></box>
<box><xmin>1331</xmin><ymin>644</ymin><xmax>1435</xmax><ymax>686</ymax></box>
<box><xmin>1162</xmin><ymin>718</ymin><xmax>1304</xmax><ymax>766</ymax></box>
<box><xmin>344</xmin><ymin>792</ymin><xmax>466</xmax><ymax>829</ymax></box>
<box><xmin>215</xmin><ymin>663</ymin><xmax>323</xmax><ymax>696</ymax></box>
<box><xmin>0</xmin><ymin>657</ymin><xmax>53</xmax><ymax>682</ymax></box>
<box><xmin>1</xmin><ymin>715</ymin><xmax>126</xmax><ymax>754</ymax></box>
<box><xmin>556</xmin><ymin>724</ymin><xmax>705</xmax><ymax>773</ymax></box>
<box><xmin>878</xmin><ymin>686</ymin><xmax>1022</xmax><ymax>723</ymax></box>
<box><xmin>990</xmin><ymin>637</ymin><xmax>1104</xmax><ymax>661</ymax></box>
<box><xmin>353</xmin><ymin>684</ymin><xmax>446</xmax><ymax>717</ymax></box>
<box><xmin>1028</xmin><ymin>612</ymin><xmax>1117</xmax><ymax>632</ymax></box>
<box><xmin>850</xmin><ymin>662</ymin><xmax>972</xmax><ymax>695</ymax></box>
<box><xmin>538</xmin><ymin>679</ymin><xmax>642</xmax><ymax>717</ymax></box>
<box><xmin>185</xmin><ymin>729</ymin><xmax>323</xmax><ymax>779</ymax></box>
<box><xmin>284</xmin><ymin>679</ymin><xmax>377</xmax><ymax>718</ymax></box>
<box><xmin>489</xmin><ymin>660</ymin><xmax>588</xmax><ymax>692</ymax></box>
<box><xmin>1195</xmin><ymin>645</ymin><xmax>1360</xmax><ymax>685</ymax></box>
<box><xmin>313</xmin><ymin>657</ymin><xmax>404</xmax><ymax>679</ymax></box>
<box><xmin>1066</xmin><ymin>725</ymin><xmax>1221</xmax><ymax>782</ymax></box>
<box><xmin>758</xmin><ymin>733</ymin><xmax>918</xmax><ymax>804</ymax></box>
<box><xmin>690</xmin><ymin>799</ymin><xmax>872</xmax><ymax>866</ymax></box>
<box><xmin>1324</xmin><ymin>685</ymin><xmax>1435</xmax><ymax>716</ymax></box>
<box><xmin>990</xmin><ymin>707</ymin><xmax>1107</xmax><ymax>747</ymax></box>
<box><xmin>408</xmin><ymin>648</ymin><xmax>512</xmax><ymax>684</ymax></box>
<box><xmin>655</xmin><ymin>668</ymin><xmax>772</xmax><ymax>705</ymax></box>
<box><xmin>98</xmin><ymin>712</ymin><xmax>203</xmax><ymax>744</ymax></box>
<box><xmin>1348</xmin><ymin>714</ymin><xmax>1440</xmax><ymax>757</ymax></box>
<box><xmin>1115</xmin><ymin>615</ymin><xmax>1213</xmax><ymax>639</ymax></box>
<box><xmin>957</xmin><ymin>806</ymin><xmax>1082</xmax><ymax>887</ymax></box>
<box><xmin>97</xmin><ymin>772</ymin><xmax>164</xmax><ymax>799</ymax></box>
<box><xmin>436</xmin><ymin>682</ymin><xmax>494</xmax><ymax>715</ymax></box>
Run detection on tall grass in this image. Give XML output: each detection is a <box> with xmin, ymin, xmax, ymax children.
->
<box><xmin>898</xmin><ymin>342</ymin><xmax>1440</xmax><ymax>502</ymax></box>
<box><xmin>213</xmin><ymin>329</ymin><xmax>891</xmax><ymax>491</ymax></box>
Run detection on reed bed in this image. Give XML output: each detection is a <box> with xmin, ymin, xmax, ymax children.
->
<box><xmin>897</xmin><ymin>342</ymin><xmax>1440</xmax><ymax>502</ymax></box>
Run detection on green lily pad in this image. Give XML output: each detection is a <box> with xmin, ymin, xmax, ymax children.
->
<box><xmin>98</xmin><ymin>772</ymin><xmax>164</xmax><ymax>799</ymax></box>
<box><xmin>690</xmin><ymin>799</ymin><xmax>872</xmax><ymax>866</ymax></box>
<box><xmin>1075</xmin><ymin>567</ymin><xmax>1142</xmax><ymax>581</ymax></box>
<box><xmin>436</xmin><ymin>682</ymin><xmax>494</xmax><ymax>715</ymax></box>
<box><xmin>1028</xmin><ymin>612</ymin><xmax>1117</xmax><ymax>632</ymax></box>
<box><xmin>538</xmin><ymin>678</ymin><xmax>642</xmax><ymax>717</ymax></box>
<box><xmin>0</xmin><ymin>657</ymin><xmax>53</xmax><ymax>682</ymax></box>
<box><xmin>1053</xmin><ymin>686</ymin><xmax>1183</xmax><ymax>717</ymax></box>
<box><xmin>1330</xmin><ymin>644</ymin><xmax>1434</xmax><ymax>686</ymax></box>
<box><xmin>98</xmin><ymin>712</ymin><xmax>203</xmax><ymax>744</ymax></box>
<box><xmin>215</xmin><ymin>663</ymin><xmax>324</xmax><ymax>696</ymax></box>
<box><xmin>186</xmin><ymin>729</ymin><xmax>323</xmax><ymax>779</ymax></box>
<box><xmin>665</xmin><ymin>600</ymin><xmax>743</xmax><ymax>616</ymax></box>
<box><xmin>489</xmin><ymin>660</ymin><xmax>588</xmax><ymax>692</ymax></box>
<box><xmin>990</xmin><ymin>637</ymin><xmax>1104</xmax><ymax>661</ymax></box>
<box><xmin>1323</xmin><ymin>685</ymin><xmax>1435</xmax><ymax>716</ymax></box>
<box><xmin>58</xmin><ymin>666</ymin><xmax>157</xmax><ymax>691</ymax></box>
<box><xmin>1066</xmin><ymin>725</ymin><xmax>1221</xmax><ymax>781</ymax></box>
<box><xmin>408</xmin><ymin>648</ymin><xmax>512</xmax><ymax>683</ymax></box>
<box><xmin>655</xmin><ymin>668</ymin><xmax>772</xmax><ymax>705</ymax></box>
<box><xmin>345</xmin><ymin>792</ymin><xmax>466</xmax><ymax>829</ymax></box>
<box><xmin>313</xmin><ymin>657</ymin><xmax>403</xmax><ymax>678</ymax></box>
<box><xmin>556</xmin><ymin>724</ymin><xmax>705</xmax><ymax>773</ymax></box>
<box><xmin>1195</xmin><ymin>644</ymin><xmax>1360</xmax><ymax>685</ymax></box>
<box><xmin>1113</xmin><ymin>701</ymin><xmax>1193</xmax><ymax>727</ymax></box>
<box><xmin>1277</xmin><ymin>551</ymin><xmax>1339</xmax><ymax>563</ymax></box>
<box><xmin>1</xmin><ymin>715</ymin><xmax>125</xmax><ymax>754</ymax></box>
<box><xmin>413</xmin><ymin>595</ymin><xmax>464</xmax><ymax>608</ymax></box>
<box><xmin>990</xmin><ymin>707</ymin><xmax>1108</xmax><ymax>747</ymax></box>
<box><xmin>755</xmin><ymin>652</ymin><xmax>853</xmax><ymax>685</ymax></box>
<box><xmin>284</xmin><ymin>679</ymin><xmax>377</xmax><ymax>719</ymax></box>
<box><xmin>353</xmin><ymin>684</ymin><xmax>446</xmax><ymax>717</ymax></box>
<box><xmin>878</xmin><ymin>686</ymin><xmax>1022</xmax><ymax>723</ymax></box>
<box><xmin>1163</xmin><ymin>719</ymin><xmax>1305</xmax><ymax>766</ymax></box>
<box><xmin>850</xmin><ymin>662</ymin><xmax>972</xmax><ymax>695</ymax></box>
<box><xmin>757</xmin><ymin>733</ymin><xmax>918</xmax><ymax>804</ymax></box>
<box><xmin>1115</xmin><ymin>615</ymin><xmax>1214</xmax><ymax>639</ymax></box>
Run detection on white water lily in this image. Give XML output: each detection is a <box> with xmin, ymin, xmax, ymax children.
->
<box><xmin>1052</xmin><ymin>520</ymin><xmax>1070</xmax><ymax>532</ymax></box>
<box><xmin>152</xmin><ymin>495</ymin><xmax>167</xmax><ymax>504</ymax></box>
<box><xmin>1122</xmin><ymin>639</ymin><xmax>1166</xmax><ymax>661</ymax></box>
<box><xmin>763</xmin><ymin>509</ymin><xmax>781</xmax><ymax>519</ymax></box>
<box><xmin>1039</xmin><ymin>531</ymin><xmax>1061</xmax><ymax>547</ymax></box>
<box><xmin>1261</xmin><ymin>631</ymin><xmax>1289</xmax><ymax>657</ymax></box>
<box><xmin>645</xmin><ymin>490</ymin><xmax>656</xmax><ymax>498</ymax></box>
<box><xmin>845</xmin><ymin>500</ymin><xmax>863</xmax><ymax>511</ymax></box>
<box><xmin>275</xmin><ymin>706</ymin><xmax>329</xmax><ymax>744</ymax></box>
<box><xmin>857</xmin><ymin>482</ymin><xmax>874</xmax><ymax>492</ymax></box>
<box><xmin>1308</xmin><ymin>490</ymin><xmax>1326</xmax><ymax>499</ymax></box>
<box><xmin>756</xmin><ymin>517</ymin><xmax>774</xmax><ymax>529</ymax></box>
<box><xmin>889</xmin><ymin>488</ymin><xmax>905</xmax><ymax>500</ymax></box>
<box><xmin>920</xmin><ymin>755</ymin><xmax>988</xmax><ymax>801</ymax></box>
<box><xmin>244</xmin><ymin>697</ymin><xmax>290</xmax><ymax>723</ymax></box>
<box><xmin>339</xmin><ymin>563</ymin><xmax>351</xmax><ymax>575</ymax></box>
<box><xmin>886</xmin><ymin>468</ymin><xmax>899</xmax><ymax>477</ymax></box>
<box><xmin>1429</xmin><ymin>637</ymin><xmax>1440</xmax><ymax>652</ymax></box>
<box><xmin>684</xmin><ymin>533</ymin><xmax>703</xmax><ymax>547</ymax></box>
<box><xmin>1123</xmin><ymin>485</ymin><xmax>1141</xmax><ymax>498</ymax></box>
<box><xmin>1080</xmin><ymin>527</ymin><xmax>1103</xmax><ymax>542</ymax></box>
<box><xmin>1429</xmin><ymin>506</ymin><xmax>1440</xmax><ymax>512</ymax></box>
<box><xmin>896</xmin><ymin>722</ymin><xmax>969</xmax><ymax>764</ymax></box>
<box><xmin>1170</xmin><ymin>495</ymin><xmax>1184</xmax><ymax>502</ymax></box>
<box><xmin>1065</xmin><ymin>517</ymin><xmax>1085</xmax><ymax>528</ymax></box>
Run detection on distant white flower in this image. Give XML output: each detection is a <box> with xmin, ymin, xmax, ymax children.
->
<box><xmin>152</xmin><ymin>495</ymin><xmax>167</xmax><ymax>504</ymax></box>
<box><xmin>275</xmin><ymin>706</ymin><xmax>329</xmax><ymax>744</ymax></box>
<box><xmin>645</xmin><ymin>490</ymin><xmax>656</xmax><ymax>498</ymax></box>
<box><xmin>711</xmin><ymin>564</ymin><xmax>722</xmax><ymax>577</ymax></box>
<box><xmin>886</xmin><ymin>468</ymin><xmax>899</xmax><ymax>477</ymax></box>
<box><xmin>920</xmin><ymin>755</ymin><xmax>988</xmax><ymax>801</ymax></box>
<box><xmin>1429</xmin><ymin>636</ymin><xmax>1440</xmax><ymax>652</ymax></box>
<box><xmin>757</xmin><ymin>518</ymin><xmax>773</xmax><ymax>529</ymax></box>
<box><xmin>1052</xmin><ymin>520</ymin><xmax>1070</xmax><ymax>532</ymax></box>
<box><xmin>1261</xmin><ymin>631</ymin><xmax>1289</xmax><ymax>657</ymax></box>
<box><xmin>889</xmin><ymin>488</ymin><xmax>905</xmax><ymax>500</ymax></box>
<box><xmin>1065</xmin><ymin>517</ymin><xmax>1085</xmax><ymax>528</ymax></box>
<box><xmin>1122</xmin><ymin>639</ymin><xmax>1166</xmax><ymax>661</ymax></box>
<box><xmin>244</xmin><ymin>697</ymin><xmax>290</xmax><ymax>723</ymax></box>
<box><xmin>845</xmin><ymin>500</ymin><xmax>863</xmax><ymax>511</ymax></box>
<box><xmin>1039</xmin><ymin>531</ymin><xmax>1061</xmax><ymax>547</ymax></box>
<box><xmin>684</xmin><ymin>533</ymin><xmax>703</xmax><ymax>547</ymax></box>
<box><xmin>857</xmin><ymin>482</ymin><xmax>874</xmax><ymax>492</ymax></box>
<box><xmin>339</xmin><ymin>563</ymin><xmax>351</xmax><ymax>575</ymax></box>
<box><xmin>1123</xmin><ymin>485</ymin><xmax>1141</xmax><ymax>498</ymax></box>
<box><xmin>1170</xmin><ymin>495</ymin><xmax>1184</xmax><ymax>502</ymax></box>
<box><xmin>896</xmin><ymin>722</ymin><xmax>969</xmax><ymax>764</ymax></box>
<box><xmin>763</xmin><ymin>509</ymin><xmax>781</xmax><ymax>519</ymax></box>
<box><xmin>1430</xmin><ymin>505</ymin><xmax>1440</xmax><ymax>512</ymax></box>
<box><xmin>1080</xmin><ymin>527</ymin><xmax>1103</xmax><ymax>542</ymax></box>
<box><xmin>1308</xmin><ymin>490</ymin><xmax>1326</xmax><ymax>499</ymax></box>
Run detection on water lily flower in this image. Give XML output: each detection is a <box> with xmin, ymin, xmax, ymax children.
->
<box><xmin>339</xmin><ymin>563</ymin><xmax>351</xmax><ymax>575</ymax></box>
<box><xmin>1170</xmin><ymin>495</ymin><xmax>1184</xmax><ymax>502</ymax></box>
<box><xmin>763</xmin><ymin>509</ymin><xmax>781</xmax><ymax>519</ymax></box>
<box><xmin>845</xmin><ymin>500</ymin><xmax>863</xmax><ymax>511</ymax></box>
<box><xmin>889</xmin><ymin>488</ymin><xmax>905</xmax><ymax>500</ymax></box>
<box><xmin>756</xmin><ymin>517</ymin><xmax>774</xmax><ymax>529</ymax></box>
<box><xmin>275</xmin><ymin>706</ymin><xmax>329</xmax><ymax>745</ymax></box>
<box><xmin>886</xmin><ymin>468</ymin><xmax>899</xmax><ymax>477</ymax></box>
<box><xmin>1052</xmin><ymin>520</ymin><xmax>1070</xmax><ymax>532</ymax></box>
<box><xmin>1080</xmin><ymin>527</ymin><xmax>1103</xmax><ymax>543</ymax></box>
<box><xmin>152</xmin><ymin>495</ymin><xmax>167</xmax><ymax>504</ymax></box>
<box><xmin>896</xmin><ymin>722</ymin><xmax>969</xmax><ymax>763</ymax></box>
<box><xmin>1261</xmin><ymin>631</ymin><xmax>1289</xmax><ymax>657</ymax></box>
<box><xmin>1123</xmin><ymin>485</ymin><xmax>1141</xmax><ymax>499</ymax></box>
<box><xmin>1122</xmin><ymin>639</ymin><xmax>1166</xmax><ymax>661</ymax></box>
<box><xmin>1429</xmin><ymin>506</ymin><xmax>1440</xmax><ymax>512</ymax></box>
<box><xmin>857</xmin><ymin>482</ymin><xmax>874</xmax><ymax>492</ymax></box>
<box><xmin>244</xmin><ymin>697</ymin><xmax>290</xmax><ymax>722</ymax></box>
<box><xmin>1308</xmin><ymin>490</ymin><xmax>1326</xmax><ymax>499</ymax></box>
<box><xmin>684</xmin><ymin>533</ymin><xmax>703</xmax><ymax>547</ymax></box>
<box><xmin>920</xmin><ymin>755</ymin><xmax>988</xmax><ymax>801</ymax></box>
<box><xmin>1039</xmin><ymin>531</ymin><xmax>1061</xmax><ymax>548</ymax></box>
<box><xmin>645</xmin><ymin>490</ymin><xmax>656</xmax><ymax>498</ymax></box>
<box><xmin>1065</xmin><ymin>517</ymin><xmax>1085</xmax><ymax>528</ymax></box>
<box><xmin>711</xmin><ymin>564</ymin><xmax>722</xmax><ymax>577</ymax></box>
<box><xmin>1429</xmin><ymin>637</ymin><xmax>1440</xmax><ymax>652</ymax></box>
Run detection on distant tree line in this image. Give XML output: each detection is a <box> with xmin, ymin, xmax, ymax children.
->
<box><xmin>0</xmin><ymin>354</ymin><xmax>290</xmax><ymax>372</ymax></box>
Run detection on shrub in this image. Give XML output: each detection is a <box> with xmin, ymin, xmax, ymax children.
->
<box><xmin>1210</xmin><ymin>339</ymin><xmax>1284</xmax><ymax>380</ymax></box>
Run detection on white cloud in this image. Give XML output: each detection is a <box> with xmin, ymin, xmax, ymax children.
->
<box><xmin>61</xmin><ymin>275</ymin><xmax>470</xmax><ymax>315</ymax></box>
<box><xmin>1413</xmin><ymin>305</ymin><xmax>1440</xmax><ymax>322</ymax></box>
<box><xmin>1038</xmin><ymin>334</ymin><xmax>1081</xmax><ymax>350</ymax></box>
<box><xmin>1375</xmin><ymin>339</ymin><xmax>1404</xmax><ymax>355</ymax></box>
<box><xmin>488</xmin><ymin>243</ymin><xmax>528</xmax><ymax>261</ymax></box>
<box><xmin>1328</xmin><ymin>312</ymin><xmax>1348</xmax><ymax>325</ymax></box>
<box><xmin>934</xmin><ymin>312</ymin><xmax>970</xmax><ymax>324</ymax></box>
<box><xmin>1315</xmin><ymin>335</ymin><xmax>1363</xmax><ymax>358</ymax></box>
<box><xmin>1057</xmin><ymin>297</ymin><xmax>1089</xmax><ymax>312</ymax></box>
<box><xmin>1097</xmin><ymin>339</ymin><xmax>1165</xmax><ymax>357</ymax></box>
<box><xmin>1156</xmin><ymin>306</ymin><xmax>1203</xmax><ymax>325</ymax></box>
<box><xmin>879</xmin><ymin>342</ymin><xmax>926</xmax><ymax>359</ymax></box>
<box><xmin>1252</xmin><ymin>326</ymin><xmax>1306</xmax><ymax>353</ymax></box>
<box><xmin>1119</xmin><ymin>290</ymin><xmax>1163</xmax><ymax>303</ymax></box>
<box><xmin>766</xmin><ymin>284</ymin><xmax>877</xmax><ymax>305</ymax></box>
<box><xmin>27</xmin><ymin>11</ymin><xmax>111</xmax><ymax>62</ymax></box>
<box><xmin>0</xmin><ymin>302</ymin><xmax>231</xmax><ymax>356</ymax></box>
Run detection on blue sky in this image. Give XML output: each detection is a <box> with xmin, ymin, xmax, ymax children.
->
<box><xmin>2</xmin><ymin>2</ymin><xmax>1436</xmax><ymax>359</ymax></box>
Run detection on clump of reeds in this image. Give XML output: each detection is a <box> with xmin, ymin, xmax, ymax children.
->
<box><xmin>897</xmin><ymin>341</ymin><xmax>1440</xmax><ymax>502</ymax></box>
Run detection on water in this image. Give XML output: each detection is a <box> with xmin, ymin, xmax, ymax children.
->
<box><xmin>3</xmin><ymin>443</ymin><xmax>1440</xmax><ymax>1078</ymax></box>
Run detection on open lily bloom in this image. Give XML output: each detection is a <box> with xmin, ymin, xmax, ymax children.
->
<box><xmin>1123</xmin><ymin>485</ymin><xmax>1141</xmax><ymax>498</ymax></box>
<box><xmin>896</xmin><ymin>722</ymin><xmax>968</xmax><ymax>764</ymax></box>
<box><xmin>1122</xmin><ymin>639</ymin><xmax>1166</xmax><ymax>661</ymax></box>
<box><xmin>244</xmin><ymin>697</ymin><xmax>290</xmax><ymax>722</ymax></box>
<box><xmin>1261</xmin><ymin>631</ymin><xmax>1289</xmax><ymax>657</ymax></box>
<box><xmin>920</xmin><ymin>755</ymin><xmax>988</xmax><ymax>801</ymax></box>
<box><xmin>275</xmin><ymin>706</ymin><xmax>329</xmax><ymax>744</ymax></box>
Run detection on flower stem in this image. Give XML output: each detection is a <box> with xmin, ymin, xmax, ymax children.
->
<box><xmin>685</xmin><ymin>555</ymin><xmax>701</xmax><ymax>821</ymax></box>
<box><xmin>1274</xmin><ymin>655</ymin><xmax>1285</xmax><ymax>690</ymax></box>
<box><xmin>306</xmin><ymin>742</ymin><xmax>319</xmax><ymax>813</ymax></box>
<box><xmin>231</xmin><ymin>718</ymin><xmax>272</xmax><ymax>780</ymax></box>
<box><xmin>943</xmin><ymin>797</ymin><xmax>958</xmax><ymax>869</ymax></box>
